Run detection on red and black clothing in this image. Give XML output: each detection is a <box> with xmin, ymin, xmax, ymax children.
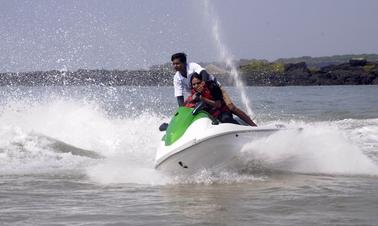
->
<box><xmin>185</xmin><ymin>81</ymin><xmax>238</xmax><ymax>124</ymax></box>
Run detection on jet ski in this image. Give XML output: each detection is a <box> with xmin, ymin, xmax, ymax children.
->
<box><xmin>155</xmin><ymin>103</ymin><xmax>282</xmax><ymax>174</ymax></box>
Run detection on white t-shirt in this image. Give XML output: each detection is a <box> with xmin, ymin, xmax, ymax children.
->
<box><xmin>173</xmin><ymin>62</ymin><xmax>204</xmax><ymax>97</ymax></box>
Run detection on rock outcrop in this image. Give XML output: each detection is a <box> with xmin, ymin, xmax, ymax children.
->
<box><xmin>239</xmin><ymin>59</ymin><xmax>378</xmax><ymax>86</ymax></box>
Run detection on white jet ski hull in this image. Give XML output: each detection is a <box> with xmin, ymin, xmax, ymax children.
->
<box><xmin>155</xmin><ymin>118</ymin><xmax>280</xmax><ymax>175</ymax></box>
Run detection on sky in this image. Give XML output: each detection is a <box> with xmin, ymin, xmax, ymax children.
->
<box><xmin>1</xmin><ymin>0</ymin><xmax>378</xmax><ymax>72</ymax></box>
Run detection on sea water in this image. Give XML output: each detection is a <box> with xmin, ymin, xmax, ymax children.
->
<box><xmin>0</xmin><ymin>85</ymin><xmax>377</xmax><ymax>225</ymax></box>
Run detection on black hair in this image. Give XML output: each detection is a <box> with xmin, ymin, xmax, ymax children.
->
<box><xmin>171</xmin><ymin>52</ymin><xmax>187</xmax><ymax>63</ymax></box>
<box><xmin>190</xmin><ymin>72</ymin><xmax>202</xmax><ymax>83</ymax></box>
<box><xmin>191</xmin><ymin>72</ymin><xmax>219</xmax><ymax>91</ymax></box>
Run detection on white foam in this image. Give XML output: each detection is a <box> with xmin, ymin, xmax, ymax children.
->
<box><xmin>0</xmin><ymin>98</ymin><xmax>166</xmax><ymax>177</ymax></box>
<box><xmin>86</xmin><ymin>155</ymin><xmax>170</xmax><ymax>185</ymax></box>
<box><xmin>0</xmin><ymin>126</ymin><xmax>94</xmax><ymax>175</ymax></box>
<box><xmin>241</xmin><ymin>121</ymin><xmax>378</xmax><ymax>176</ymax></box>
<box><xmin>336</xmin><ymin>118</ymin><xmax>378</xmax><ymax>155</ymax></box>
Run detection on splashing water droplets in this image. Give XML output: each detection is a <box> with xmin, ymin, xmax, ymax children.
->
<box><xmin>203</xmin><ymin>0</ymin><xmax>255</xmax><ymax>118</ymax></box>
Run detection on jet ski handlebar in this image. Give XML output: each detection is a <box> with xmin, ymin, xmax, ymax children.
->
<box><xmin>192</xmin><ymin>101</ymin><xmax>205</xmax><ymax>115</ymax></box>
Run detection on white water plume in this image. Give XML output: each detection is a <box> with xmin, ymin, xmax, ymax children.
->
<box><xmin>0</xmin><ymin>98</ymin><xmax>164</xmax><ymax>177</ymax></box>
<box><xmin>203</xmin><ymin>0</ymin><xmax>255</xmax><ymax>119</ymax></box>
<box><xmin>241</xmin><ymin>122</ymin><xmax>378</xmax><ymax>176</ymax></box>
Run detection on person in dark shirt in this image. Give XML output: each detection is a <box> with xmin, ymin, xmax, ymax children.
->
<box><xmin>184</xmin><ymin>72</ymin><xmax>238</xmax><ymax>124</ymax></box>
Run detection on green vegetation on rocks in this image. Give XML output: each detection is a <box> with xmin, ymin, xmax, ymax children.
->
<box><xmin>239</xmin><ymin>60</ymin><xmax>284</xmax><ymax>74</ymax></box>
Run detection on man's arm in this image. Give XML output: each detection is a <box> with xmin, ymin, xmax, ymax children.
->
<box><xmin>199</xmin><ymin>70</ymin><xmax>210</xmax><ymax>81</ymax></box>
<box><xmin>177</xmin><ymin>96</ymin><xmax>184</xmax><ymax>106</ymax></box>
<box><xmin>190</xmin><ymin>62</ymin><xmax>211</xmax><ymax>82</ymax></box>
<box><xmin>200</xmin><ymin>96</ymin><xmax>221</xmax><ymax>108</ymax></box>
<box><xmin>173</xmin><ymin>74</ymin><xmax>185</xmax><ymax>106</ymax></box>
<box><xmin>199</xmin><ymin>70</ymin><xmax>218</xmax><ymax>85</ymax></box>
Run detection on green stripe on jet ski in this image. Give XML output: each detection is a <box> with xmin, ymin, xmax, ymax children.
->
<box><xmin>164</xmin><ymin>107</ymin><xmax>209</xmax><ymax>146</ymax></box>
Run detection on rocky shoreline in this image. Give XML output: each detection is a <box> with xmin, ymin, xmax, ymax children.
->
<box><xmin>240</xmin><ymin>58</ymin><xmax>378</xmax><ymax>86</ymax></box>
<box><xmin>1</xmin><ymin>58</ymin><xmax>377</xmax><ymax>86</ymax></box>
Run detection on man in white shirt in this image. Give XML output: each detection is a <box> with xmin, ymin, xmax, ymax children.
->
<box><xmin>171</xmin><ymin>52</ymin><xmax>257</xmax><ymax>126</ymax></box>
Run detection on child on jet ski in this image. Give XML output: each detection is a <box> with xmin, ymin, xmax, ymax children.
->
<box><xmin>184</xmin><ymin>72</ymin><xmax>239</xmax><ymax>124</ymax></box>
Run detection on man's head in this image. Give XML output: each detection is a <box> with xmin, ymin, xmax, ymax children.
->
<box><xmin>171</xmin><ymin>52</ymin><xmax>187</xmax><ymax>72</ymax></box>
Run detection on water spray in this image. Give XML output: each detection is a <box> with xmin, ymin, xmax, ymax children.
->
<box><xmin>203</xmin><ymin>0</ymin><xmax>255</xmax><ymax>119</ymax></box>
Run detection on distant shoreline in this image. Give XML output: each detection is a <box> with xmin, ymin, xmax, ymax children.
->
<box><xmin>1</xmin><ymin>54</ymin><xmax>377</xmax><ymax>86</ymax></box>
